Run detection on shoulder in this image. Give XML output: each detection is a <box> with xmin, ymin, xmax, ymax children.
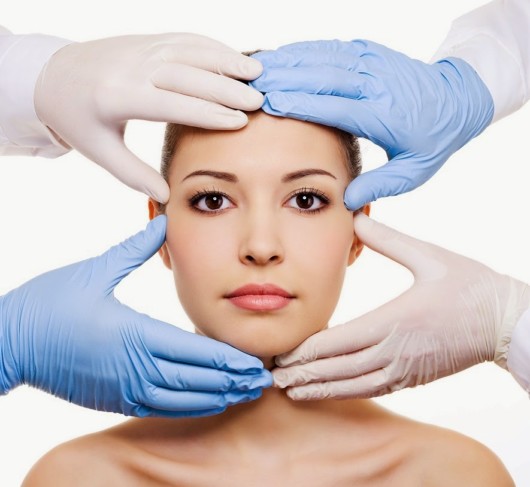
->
<box><xmin>22</xmin><ymin>432</ymin><xmax>130</xmax><ymax>487</ymax></box>
<box><xmin>413</xmin><ymin>424</ymin><xmax>514</xmax><ymax>487</ymax></box>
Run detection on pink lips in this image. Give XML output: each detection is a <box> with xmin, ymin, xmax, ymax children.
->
<box><xmin>225</xmin><ymin>283</ymin><xmax>295</xmax><ymax>311</ymax></box>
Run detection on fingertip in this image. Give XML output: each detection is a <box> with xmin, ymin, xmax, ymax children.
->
<box><xmin>145</xmin><ymin>177</ymin><xmax>170</xmax><ymax>204</ymax></box>
<box><xmin>272</xmin><ymin>369</ymin><xmax>290</xmax><ymax>388</ymax></box>
<box><xmin>239</xmin><ymin>55</ymin><xmax>263</xmax><ymax>80</ymax></box>
<box><xmin>343</xmin><ymin>178</ymin><xmax>376</xmax><ymax>211</ymax></box>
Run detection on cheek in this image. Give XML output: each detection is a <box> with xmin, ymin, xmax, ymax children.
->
<box><xmin>164</xmin><ymin>210</ymin><xmax>236</xmax><ymax>315</ymax></box>
<box><xmin>285</xmin><ymin>211</ymin><xmax>353</xmax><ymax>309</ymax></box>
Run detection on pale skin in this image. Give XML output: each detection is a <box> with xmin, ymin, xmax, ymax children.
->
<box><xmin>23</xmin><ymin>113</ymin><xmax>514</xmax><ymax>486</ymax></box>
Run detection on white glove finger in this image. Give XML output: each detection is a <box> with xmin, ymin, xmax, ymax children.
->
<box><xmin>286</xmin><ymin>368</ymin><xmax>397</xmax><ymax>401</ymax></box>
<box><xmin>353</xmin><ymin>213</ymin><xmax>447</xmax><ymax>280</ymax></box>
<box><xmin>273</xmin><ymin>345</ymin><xmax>391</xmax><ymax>388</ymax></box>
<box><xmin>152</xmin><ymin>63</ymin><xmax>263</xmax><ymax>111</ymax></box>
<box><xmin>159</xmin><ymin>43</ymin><xmax>263</xmax><ymax>80</ymax></box>
<box><xmin>132</xmin><ymin>89</ymin><xmax>252</xmax><ymax>130</ymax></box>
<box><xmin>80</xmin><ymin>129</ymin><xmax>169</xmax><ymax>203</ymax></box>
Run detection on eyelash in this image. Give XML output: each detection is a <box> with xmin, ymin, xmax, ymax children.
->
<box><xmin>187</xmin><ymin>186</ymin><xmax>331</xmax><ymax>215</ymax></box>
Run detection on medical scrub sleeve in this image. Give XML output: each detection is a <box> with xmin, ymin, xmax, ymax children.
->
<box><xmin>432</xmin><ymin>0</ymin><xmax>530</xmax><ymax>123</ymax></box>
<box><xmin>434</xmin><ymin>0</ymin><xmax>530</xmax><ymax>390</ymax></box>
<box><xmin>0</xmin><ymin>26</ymin><xmax>71</xmax><ymax>156</ymax></box>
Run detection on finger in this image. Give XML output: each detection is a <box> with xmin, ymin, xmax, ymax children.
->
<box><xmin>139</xmin><ymin>387</ymin><xmax>262</xmax><ymax>412</ymax></box>
<box><xmin>343</xmin><ymin>161</ymin><xmax>418</xmax><ymax>209</ymax></box>
<box><xmin>251</xmin><ymin>40</ymin><xmax>366</xmax><ymax>69</ymax></box>
<box><xmin>285</xmin><ymin>368</ymin><xmax>394</xmax><ymax>401</ymax></box>
<box><xmin>262</xmin><ymin>92</ymin><xmax>390</xmax><ymax>146</ymax></box>
<box><xmin>250</xmin><ymin>66</ymin><xmax>364</xmax><ymax>98</ymax></box>
<box><xmin>143</xmin><ymin>319</ymin><xmax>265</xmax><ymax>374</ymax></box>
<box><xmin>274</xmin><ymin>316</ymin><xmax>390</xmax><ymax>367</ymax></box>
<box><xmin>149</xmin><ymin>358</ymin><xmax>273</xmax><ymax>392</ymax></box>
<box><xmin>80</xmin><ymin>129</ymin><xmax>170</xmax><ymax>203</ymax></box>
<box><xmin>152</xmin><ymin>63</ymin><xmax>263</xmax><ymax>111</ymax></box>
<box><xmin>159</xmin><ymin>38</ymin><xmax>263</xmax><ymax>79</ymax></box>
<box><xmin>134</xmin><ymin>406</ymin><xmax>227</xmax><ymax>419</ymax></box>
<box><xmin>98</xmin><ymin>215</ymin><xmax>167</xmax><ymax>290</ymax></box>
<box><xmin>134</xmin><ymin>88</ymin><xmax>252</xmax><ymax>130</ymax></box>
<box><xmin>352</xmin><ymin>213</ymin><xmax>446</xmax><ymax>279</ymax></box>
<box><xmin>273</xmin><ymin>346</ymin><xmax>390</xmax><ymax>388</ymax></box>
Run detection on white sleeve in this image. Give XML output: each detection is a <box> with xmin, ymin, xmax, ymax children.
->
<box><xmin>507</xmin><ymin>308</ymin><xmax>530</xmax><ymax>394</ymax></box>
<box><xmin>432</xmin><ymin>0</ymin><xmax>530</xmax><ymax>123</ymax></box>
<box><xmin>0</xmin><ymin>26</ymin><xmax>72</xmax><ymax>157</ymax></box>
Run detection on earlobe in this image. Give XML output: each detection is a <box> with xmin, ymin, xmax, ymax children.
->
<box><xmin>148</xmin><ymin>199</ymin><xmax>172</xmax><ymax>269</ymax></box>
<box><xmin>348</xmin><ymin>204</ymin><xmax>370</xmax><ymax>266</ymax></box>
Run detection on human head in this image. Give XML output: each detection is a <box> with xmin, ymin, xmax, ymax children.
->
<box><xmin>149</xmin><ymin>111</ymin><xmax>369</xmax><ymax>363</ymax></box>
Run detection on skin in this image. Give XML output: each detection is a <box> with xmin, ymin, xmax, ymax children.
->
<box><xmin>23</xmin><ymin>113</ymin><xmax>514</xmax><ymax>487</ymax></box>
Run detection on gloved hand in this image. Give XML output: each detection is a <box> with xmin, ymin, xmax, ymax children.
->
<box><xmin>0</xmin><ymin>216</ymin><xmax>271</xmax><ymax>416</ymax></box>
<box><xmin>251</xmin><ymin>40</ymin><xmax>494</xmax><ymax>210</ymax></box>
<box><xmin>34</xmin><ymin>33</ymin><xmax>264</xmax><ymax>203</ymax></box>
<box><xmin>273</xmin><ymin>214</ymin><xmax>530</xmax><ymax>400</ymax></box>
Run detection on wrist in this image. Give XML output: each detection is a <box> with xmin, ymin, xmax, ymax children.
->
<box><xmin>0</xmin><ymin>293</ymin><xmax>21</xmax><ymax>394</ymax></box>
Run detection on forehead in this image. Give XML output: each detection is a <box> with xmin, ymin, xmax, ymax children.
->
<box><xmin>168</xmin><ymin>112</ymin><xmax>350</xmax><ymax>182</ymax></box>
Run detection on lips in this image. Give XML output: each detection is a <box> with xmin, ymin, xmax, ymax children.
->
<box><xmin>224</xmin><ymin>284</ymin><xmax>295</xmax><ymax>311</ymax></box>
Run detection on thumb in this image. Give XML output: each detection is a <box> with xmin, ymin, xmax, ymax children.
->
<box><xmin>81</xmin><ymin>130</ymin><xmax>170</xmax><ymax>204</ymax></box>
<box><xmin>343</xmin><ymin>162</ymin><xmax>417</xmax><ymax>210</ymax></box>
<box><xmin>99</xmin><ymin>215</ymin><xmax>167</xmax><ymax>291</ymax></box>
<box><xmin>353</xmin><ymin>214</ymin><xmax>445</xmax><ymax>279</ymax></box>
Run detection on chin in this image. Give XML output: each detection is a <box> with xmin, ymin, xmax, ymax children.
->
<box><xmin>196</xmin><ymin>324</ymin><xmax>310</xmax><ymax>358</ymax></box>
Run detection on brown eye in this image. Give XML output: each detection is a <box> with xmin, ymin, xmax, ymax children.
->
<box><xmin>296</xmin><ymin>193</ymin><xmax>314</xmax><ymax>209</ymax></box>
<box><xmin>286</xmin><ymin>190</ymin><xmax>328</xmax><ymax>213</ymax></box>
<box><xmin>191</xmin><ymin>191</ymin><xmax>233</xmax><ymax>213</ymax></box>
<box><xmin>204</xmin><ymin>194</ymin><xmax>223</xmax><ymax>210</ymax></box>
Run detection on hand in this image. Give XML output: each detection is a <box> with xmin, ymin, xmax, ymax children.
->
<box><xmin>0</xmin><ymin>216</ymin><xmax>271</xmax><ymax>416</ymax></box>
<box><xmin>251</xmin><ymin>40</ymin><xmax>494</xmax><ymax>210</ymax></box>
<box><xmin>272</xmin><ymin>214</ymin><xmax>529</xmax><ymax>400</ymax></box>
<box><xmin>34</xmin><ymin>33</ymin><xmax>264</xmax><ymax>203</ymax></box>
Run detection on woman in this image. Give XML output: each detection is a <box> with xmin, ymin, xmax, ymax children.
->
<box><xmin>23</xmin><ymin>111</ymin><xmax>513</xmax><ymax>486</ymax></box>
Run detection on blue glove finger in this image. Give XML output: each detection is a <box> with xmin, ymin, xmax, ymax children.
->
<box><xmin>343</xmin><ymin>160</ymin><xmax>419</xmax><ymax>209</ymax></box>
<box><xmin>263</xmin><ymin>92</ymin><xmax>391</xmax><ymax>150</ymax></box>
<box><xmin>100</xmin><ymin>214</ymin><xmax>167</xmax><ymax>291</ymax></box>
<box><xmin>134</xmin><ymin>406</ymin><xmax>227</xmax><ymax>419</ymax></box>
<box><xmin>138</xmin><ymin>387</ymin><xmax>263</xmax><ymax>412</ymax></box>
<box><xmin>142</xmin><ymin>317</ymin><xmax>265</xmax><ymax>374</ymax></box>
<box><xmin>148</xmin><ymin>358</ymin><xmax>273</xmax><ymax>392</ymax></box>
<box><xmin>252</xmin><ymin>40</ymin><xmax>367</xmax><ymax>69</ymax></box>
<box><xmin>251</xmin><ymin>66</ymin><xmax>365</xmax><ymax>98</ymax></box>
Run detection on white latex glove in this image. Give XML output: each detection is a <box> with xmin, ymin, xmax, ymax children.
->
<box><xmin>34</xmin><ymin>33</ymin><xmax>264</xmax><ymax>203</ymax></box>
<box><xmin>273</xmin><ymin>213</ymin><xmax>530</xmax><ymax>399</ymax></box>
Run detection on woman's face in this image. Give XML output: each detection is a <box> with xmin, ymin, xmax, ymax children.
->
<box><xmin>152</xmin><ymin>112</ymin><xmax>365</xmax><ymax>358</ymax></box>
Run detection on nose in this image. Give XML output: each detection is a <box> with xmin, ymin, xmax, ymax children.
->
<box><xmin>238</xmin><ymin>210</ymin><xmax>284</xmax><ymax>266</ymax></box>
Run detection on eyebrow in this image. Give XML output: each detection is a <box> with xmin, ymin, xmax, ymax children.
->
<box><xmin>181</xmin><ymin>168</ymin><xmax>337</xmax><ymax>183</ymax></box>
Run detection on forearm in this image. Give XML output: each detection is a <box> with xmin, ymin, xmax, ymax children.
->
<box><xmin>0</xmin><ymin>26</ymin><xmax>71</xmax><ymax>156</ymax></box>
<box><xmin>432</xmin><ymin>0</ymin><xmax>530</xmax><ymax>122</ymax></box>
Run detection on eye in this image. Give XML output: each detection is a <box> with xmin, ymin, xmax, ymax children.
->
<box><xmin>286</xmin><ymin>188</ymin><xmax>330</xmax><ymax>213</ymax></box>
<box><xmin>189</xmin><ymin>190</ymin><xmax>233</xmax><ymax>213</ymax></box>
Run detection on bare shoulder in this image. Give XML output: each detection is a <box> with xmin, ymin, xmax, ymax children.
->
<box><xmin>22</xmin><ymin>432</ymin><xmax>130</xmax><ymax>487</ymax></box>
<box><xmin>413</xmin><ymin>423</ymin><xmax>514</xmax><ymax>487</ymax></box>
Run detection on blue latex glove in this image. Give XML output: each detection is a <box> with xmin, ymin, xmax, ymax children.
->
<box><xmin>0</xmin><ymin>216</ymin><xmax>271</xmax><ymax>417</ymax></box>
<box><xmin>251</xmin><ymin>40</ymin><xmax>494</xmax><ymax>210</ymax></box>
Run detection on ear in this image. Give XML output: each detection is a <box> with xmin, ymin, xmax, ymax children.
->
<box><xmin>348</xmin><ymin>204</ymin><xmax>370</xmax><ymax>266</ymax></box>
<box><xmin>148</xmin><ymin>198</ymin><xmax>172</xmax><ymax>270</ymax></box>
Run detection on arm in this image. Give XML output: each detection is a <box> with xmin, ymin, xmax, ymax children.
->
<box><xmin>251</xmin><ymin>0</ymin><xmax>530</xmax><ymax>208</ymax></box>
<box><xmin>273</xmin><ymin>214</ymin><xmax>530</xmax><ymax>399</ymax></box>
<box><xmin>432</xmin><ymin>0</ymin><xmax>530</xmax><ymax>123</ymax></box>
<box><xmin>0</xmin><ymin>216</ymin><xmax>271</xmax><ymax>416</ymax></box>
<box><xmin>0</xmin><ymin>28</ymin><xmax>264</xmax><ymax>202</ymax></box>
<box><xmin>0</xmin><ymin>26</ymin><xmax>71</xmax><ymax>157</ymax></box>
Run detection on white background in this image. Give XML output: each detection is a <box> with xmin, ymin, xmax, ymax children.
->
<box><xmin>1</xmin><ymin>0</ymin><xmax>529</xmax><ymax>485</ymax></box>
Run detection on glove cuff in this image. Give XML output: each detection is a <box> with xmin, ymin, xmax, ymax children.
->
<box><xmin>494</xmin><ymin>278</ymin><xmax>530</xmax><ymax>369</ymax></box>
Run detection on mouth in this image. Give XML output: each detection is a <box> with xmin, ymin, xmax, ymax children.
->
<box><xmin>224</xmin><ymin>283</ymin><xmax>295</xmax><ymax>312</ymax></box>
